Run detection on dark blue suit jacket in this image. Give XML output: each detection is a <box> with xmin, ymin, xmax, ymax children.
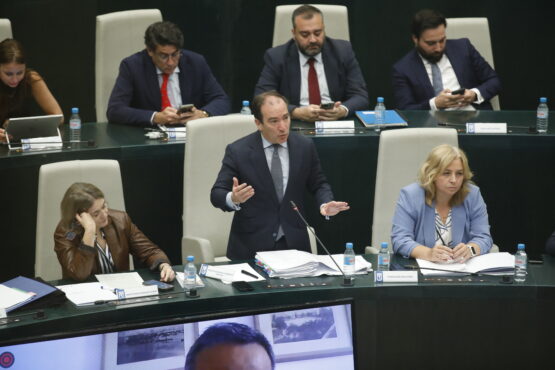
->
<box><xmin>210</xmin><ymin>132</ymin><xmax>334</xmax><ymax>260</ymax></box>
<box><xmin>392</xmin><ymin>38</ymin><xmax>501</xmax><ymax>110</ymax></box>
<box><xmin>254</xmin><ymin>37</ymin><xmax>368</xmax><ymax>116</ymax></box>
<box><xmin>107</xmin><ymin>49</ymin><xmax>230</xmax><ymax>125</ymax></box>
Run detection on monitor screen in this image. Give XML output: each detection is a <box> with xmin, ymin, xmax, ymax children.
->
<box><xmin>0</xmin><ymin>300</ymin><xmax>355</xmax><ymax>370</ymax></box>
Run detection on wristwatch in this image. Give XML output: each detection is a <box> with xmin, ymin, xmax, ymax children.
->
<box><xmin>467</xmin><ymin>244</ymin><xmax>477</xmax><ymax>257</ymax></box>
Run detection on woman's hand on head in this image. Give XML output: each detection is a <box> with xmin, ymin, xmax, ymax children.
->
<box><xmin>75</xmin><ymin>212</ymin><xmax>96</xmax><ymax>232</ymax></box>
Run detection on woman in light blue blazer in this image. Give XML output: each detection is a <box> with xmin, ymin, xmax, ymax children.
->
<box><xmin>391</xmin><ymin>144</ymin><xmax>492</xmax><ymax>262</ymax></box>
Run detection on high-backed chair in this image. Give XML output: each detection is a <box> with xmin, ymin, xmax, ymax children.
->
<box><xmin>182</xmin><ymin>115</ymin><xmax>317</xmax><ymax>264</ymax></box>
<box><xmin>272</xmin><ymin>4</ymin><xmax>349</xmax><ymax>47</ymax></box>
<box><xmin>0</xmin><ymin>19</ymin><xmax>12</xmax><ymax>41</ymax></box>
<box><xmin>366</xmin><ymin>128</ymin><xmax>458</xmax><ymax>254</ymax></box>
<box><xmin>95</xmin><ymin>9</ymin><xmax>162</xmax><ymax>122</ymax></box>
<box><xmin>35</xmin><ymin>160</ymin><xmax>128</xmax><ymax>280</ymax></box>
<box><xmin>446</xmin><ymin>17</ymin><xmax>500</xmax><ymax>110</ymax></box>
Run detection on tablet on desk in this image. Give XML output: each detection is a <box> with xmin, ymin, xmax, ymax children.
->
<box><xmin>5</xmin><ymin>114</ymin><xmax>63</xmax><ymax>150</ymax></box>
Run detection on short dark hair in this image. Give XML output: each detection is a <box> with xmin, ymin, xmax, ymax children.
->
<box><xmin>184</xmin><ymin>322</ymin><xmax>275</xmax><ymax>370</ymax></box>
<box><xmin>144</xmin><ymin>21</ymin><xmax>184</xmax><ymax>51</ymax></box>
<box><xmin>291</xmin><ymin>4</ymin><xmax>323</xmax><ymax>28</ymax></box>
<box><xmin>251</xmin><ymin>91</ymin><xmax>289</xmax><ymax>122</ymax></box>
<box><xmin>411</xmin><ymin>9</ymin><xmax>446</xmax><ymax>39</ymax></box>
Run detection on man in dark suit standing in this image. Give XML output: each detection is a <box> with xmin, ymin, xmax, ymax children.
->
<box><xmin>392</xmin><ymin>9</ymin><xmax>501</xmax><ymax>110</ymax></box>
<box><xmin>211</xmin><ymin>91</ymin><xmax>349</xmax><ymax>260</ymax></box>
<box><xmin>107</xmin><ymin>21</ymin><xmax>230</xmax><ymax>126</ymax></box>
<box><xmin>254</xmin><ymin>5</ymin><xmax>368</xmax><ymax>122</ymax></box>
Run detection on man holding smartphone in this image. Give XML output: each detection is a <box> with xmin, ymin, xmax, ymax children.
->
<box><xmin>107</xmin><ymin>21</ymin><xmax>230</xmax><ymax>126</ymax></box>
<box><xmin>254</xmin><ymin>5</ymin><xmax>368</xmax><ymax>122</ymax></box>
<box><xmin>392</xmin><ymin>9</ymin><xmax>501</xmax><ymax>111</ymax></box>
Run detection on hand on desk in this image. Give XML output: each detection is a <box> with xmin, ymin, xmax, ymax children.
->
<box><xmin>159</xmin><ymin>263</ymin><xmax>175</xmax><ymax>282</ymax></box>
<box><xmin>320</xmin><ymin>201</ymin><xmax>350</xmax><ymax>217</ymax></box>
<box><xmin>316</xmin><ymin>101</ymin><xmax>347</xmax><ymax>121</ymax></box>
<box><xmin>435</xmin><ymin>89</ymin><xmax>467</xmax><ymax>109</ymax></box>
<box><xmin>292</xmin><ymin>105</ymin><xmax>321</xmax><ymax>122</ymax></box>
<box><xmin>231</xmin><ymin>177</ymin><xmax>255</xmax><ymax>204</ymax></box>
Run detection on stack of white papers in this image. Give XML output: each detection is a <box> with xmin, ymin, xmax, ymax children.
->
<box><xmin>198</xmin><ymin>263</ymin><xmax>265</xmax><ymax>284</ymax></box>
<box><xmin>0</xmin><ymin>285</ymin><xmax>35</xmax><ymax>311</ymax></box>
<box><xmin>158</xmin><ymin>125</ymin><xmax>186</xmax><ymax>139</ymax></box>
<box><xmin>255</xmin><ymin>249</ymin><xmax>371</xmax><ymax>278</ymax></box>
<box><xmin>56</xmin><ymin>281</ymin><xmax>158</xmax><ymax>306</ymax></box>
<box><xmin>417</xmin><ymin>252</ymin><xmax>515</xmax><ymax>276</ymax></box>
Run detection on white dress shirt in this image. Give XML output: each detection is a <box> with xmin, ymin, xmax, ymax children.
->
<box><xmin>420</xmin><ymin>54</ymin><xmax>484</xmax><ymax>111</ymax></box>
<box><xmin>150</xmin><ymin>66</ymin><xmax>183</xmax><ymax>123</ymax></box>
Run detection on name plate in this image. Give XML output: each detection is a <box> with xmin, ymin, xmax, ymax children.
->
<box><xmin>466</xmin><ymin>122</ymin><xmax>507</xmax><ymax>134</ymax></box>
<box><xmin>314</xmin><ymin>120</ymin><xmax>355</xmax><ymax>129</ymax></box>
<box><xmin>374</xmin><ymin>270</ymin><xmax>418</xmax><ymax>283</ymax></box>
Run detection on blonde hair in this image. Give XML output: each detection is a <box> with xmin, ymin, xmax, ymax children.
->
<box><xmin>60</xmin><ymin>183</ymin><xmax>104</xmax><ymax>229</ymax></box>
<box><xmin>417</xmin><ymin>144</ymin><xmax>473</xmax><ymax>206</ymax></box>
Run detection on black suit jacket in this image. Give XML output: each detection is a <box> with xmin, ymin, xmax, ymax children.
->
<box><xmin>210</xmin><ymin>132</ymin><xmax>334</xmax><ymax>260</ymax></box>
<box><xmin>107</xmin><ymin>49</ymin><xmax>230</xmax><ymax>125</ymax></box>
<box><xmin>392</xmin><ymin>38</ymin><xmax>501</xmax><ymax>110</ymax></box>
<box><xmin>254</xmin><ymin>38</ymin><xmax>368</xmax><ymax>115</ymax></box>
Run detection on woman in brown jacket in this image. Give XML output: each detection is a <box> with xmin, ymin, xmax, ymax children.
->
<box><xmin>54</xmin><ymin>182</ymin><xmax>175</xmax><ymax>282</ymax></box>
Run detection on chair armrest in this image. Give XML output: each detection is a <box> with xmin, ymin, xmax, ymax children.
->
<box><xmin>182</xmin><ymin>236</ymin><xmax>214</xmax><ymax>264</ymax></box>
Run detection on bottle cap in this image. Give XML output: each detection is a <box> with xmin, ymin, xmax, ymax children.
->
<box><xmin>377</xmin><ymin>97</ymin><xmax>384</xmax><ymax>103</ymax></box>
<box><xmin>517</xmin><ymin>243</ymin><xmax>525</xmax><ymax>250</ymax></box>
<box><xmin>187</xmin><ymin>255</ymin><xmax>195</xmax><ymax>262</ymax></box>
<box><xmin>71</xmin><ymin>107</ymin><xmax>79</xmax><ymax>114</ymax></box>
<box><xmin>540</xmin><ymin>97</ymin><xmax>547</xmax><ymax>103</ymax></box>
<box><xmin>381</xmin><ymin>242</ymin><xmax>388</xmax><ymax>249</ymax></box>
<box><xmin>345</xmin><ymin>242</ymin><xmax>353</xmax><ymax>249</ymax></box>
<box><xmin>242</xmin><ymin>100</ymin><xmax>250</xmax><ymax>106</ymax></box>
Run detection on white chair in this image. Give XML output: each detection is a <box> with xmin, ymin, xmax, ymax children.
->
<box><xmin>446</xmin><ymin>17</ymin><xmax>500</xmax><ymax>110</ymax></box>
<box><xmin>182</xmin><ymin>115</ymin><xmax>317</xmax><ymax>263</ymax></box>
<box><xmin>35</xmin><ymin>160</ymin><xmax>129</xmax><ymax>280</ymax></box>
<box><xmin>0</xmin><ymin>19</ymin><xmax>13</xmax><ymax>41</ymax></box>
<box><xmin>272</xmin><ymin>4</ymin><xmax>349</xmax><ymax>47</ymax></box>
<box><xmin>366</xmin><ymin>128</ymin><xmax>458</xmax><ymax>254</ymax></box>
<box><xmin>95</xmin><ymin>9</ymin><xmax>162</xmax><ymax>122</ymax></box>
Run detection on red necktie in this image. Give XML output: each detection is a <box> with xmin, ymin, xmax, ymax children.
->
<box><xmin>160</xmin><ymin>73</ymin><xmax>171</xmax><ymax>110</ymax></box>
<box><xmin>308</xmin><ymin>58</ymin><xmax>321</xmax><ymax>105</ymax></box>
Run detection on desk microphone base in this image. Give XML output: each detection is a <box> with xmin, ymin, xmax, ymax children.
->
<box><xmin>342</xmin><ymin>277</ymin><xmax>354</xmax><ymax>286</ymax></box>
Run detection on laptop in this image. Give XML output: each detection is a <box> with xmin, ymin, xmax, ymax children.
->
<box><xmin>5</xmin><ymin>114</ymin><xmax>63</xmax><ymax>150</ymax></box>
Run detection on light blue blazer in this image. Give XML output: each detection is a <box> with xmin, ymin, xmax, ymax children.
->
<box><xmin>391</xmin><ymin>182</ymin><xmax>493</xmax><ymax>257</ymax></box>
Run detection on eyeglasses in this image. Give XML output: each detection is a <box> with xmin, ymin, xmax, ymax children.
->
<box><xmin>155</xmin><ymin>50</ymin><xmax>181</xmax><ymax>62</ymax></box>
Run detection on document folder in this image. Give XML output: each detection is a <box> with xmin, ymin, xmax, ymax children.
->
<box><xmin>356</xmin><ymin>110</ymin><xmax>408</xmax><ymax>128</ymax></box>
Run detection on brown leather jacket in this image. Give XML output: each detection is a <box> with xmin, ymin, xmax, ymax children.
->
<box><xmin>54</xmin><ymin>209</ymin><xmax>170</xmax><ymax>281</ymax></box>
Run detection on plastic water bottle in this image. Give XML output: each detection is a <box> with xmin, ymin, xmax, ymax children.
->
<box><xmin>536</xmin><ymin>97</ymin><xmax>549</xmax><ymax>133</ymax></box>
<box><xmin>378</xmin><ymin>242</ymin><xmax>390</xmax><ymax>271</ymax></box>
<box><xmin>69</xmin><ymin>107</ymin><xmax>81</xmax><ymax>142</ymax></box>
<box><xmin>240</xmin><ymin>100</ymin><xmax>252</xmax><ymax>115</ymax></box>
<box><xmin>343</xmin><ymin>242</ymin><xmax>355</xmax><ymax>277</ymax></box>
<box><xmin>374</xmin><ymin>97</ymin><xmax>386</xmax><ymax>132</ymax></box>
<box><xmin>184</xmin><ymin>255</ymin><xmax>197</xmax><ymax>291</ymax></box>
<box><xmin>514</xmin><ymin>243</ymin><xmax>527</xmax><ymax>282</ymax></box>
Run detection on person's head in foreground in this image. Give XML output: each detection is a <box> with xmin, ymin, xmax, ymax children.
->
<box><xmin>185</xmin><ymin>322</ymin><xmax>275</xmax><ymax>370</ymax></box>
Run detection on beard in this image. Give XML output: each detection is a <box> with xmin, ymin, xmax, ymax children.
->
<box><xmin>416</xmin><ymin>45</ymin><xmax>444</xmax><ymax>64</ymax></box>
<box><xmin>297</xmin><ymin>40</ymin><xmax>323</xmax><ymax>57</ymax></box>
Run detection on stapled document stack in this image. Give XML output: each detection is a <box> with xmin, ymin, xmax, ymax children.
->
<box><xmin>255</xmin><ymin>249</ymin><xmax>371</xmax><ymax>278</ymax></box>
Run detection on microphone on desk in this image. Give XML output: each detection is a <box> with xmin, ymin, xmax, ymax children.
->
<box><xmin>289</xmin><ymin>200</ymin><xmax>354</xmax><ymax>286</ymax></box>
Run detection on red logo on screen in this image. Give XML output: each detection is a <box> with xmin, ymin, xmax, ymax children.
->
<box><xmin>0</xmin><ymin>352</ymin><xmax>14</xmax><ymax>368</ymax></box>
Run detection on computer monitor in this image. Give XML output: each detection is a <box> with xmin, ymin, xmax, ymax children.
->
<box><xmin>0</xmin><ymin>299</ymin><xmax>355</xmax><ymax>370</ymax></box>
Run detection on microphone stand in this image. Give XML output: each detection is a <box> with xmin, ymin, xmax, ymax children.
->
<box><xmin>290</xmin><ymin>201</ymin><xmax>354</xmax><ymax>286</ymax></box>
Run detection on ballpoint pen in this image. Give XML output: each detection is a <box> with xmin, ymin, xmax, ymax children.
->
<box><xmin>241</xmin><ymin>270</ymin><xmax>259</xmax><ymax>279</ymax></box>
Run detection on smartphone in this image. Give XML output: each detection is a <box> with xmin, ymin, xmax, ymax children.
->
<box><xmin>177</xmin><ymin>104</ymin><xmax>194</xmax><ymax>114</ymax></box>
<box><xmin>143</xmin><ymin>279</ymin><xmax>174</xmax><ymax>291</ymax></box>
<box><xmin>320</xmin><ymin>102</ymin><xmax>334</xmax><ymax>110</ymax></box>
<box><xmin>232</xmin><ymin>281</ymin><xmax>254</xmax><ymax>292</ymax></box>
<box><xmin>451</xmin><ymin>88</ymin><xmax>465</xmax><ymax>95</ymax></box>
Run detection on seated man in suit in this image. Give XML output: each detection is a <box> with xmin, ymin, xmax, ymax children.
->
<box><xmin>392</xmin><ymin>9</ymin><xmax>501</xmax><ymax>110</ymax></box>
<box><xmin>254</xmin><ymin>4</ymin><xmax>368</xmax><ymax>122</ymax></box>
<box><xmin>211</xmin><ymin>91</ymin><xmax>349</xmax><ymax>260</ymax></box>
<box><xmin>107</xmin><ymin>21</ymin><xmax>230</xmax><ymax>126</ymax></box>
